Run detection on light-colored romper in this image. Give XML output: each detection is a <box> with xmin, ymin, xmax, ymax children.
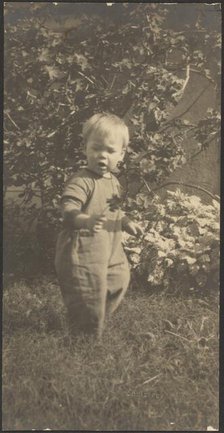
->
<box><xmin>55</xmin><ymin>168</ymin><xmax>130</xmax><ymax>335</ymax></box>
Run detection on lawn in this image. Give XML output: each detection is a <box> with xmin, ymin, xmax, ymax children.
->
<box><xmin>2</xmin><ymin>277</ymin><xmax>219</xmax><ymax>431</ymax></box>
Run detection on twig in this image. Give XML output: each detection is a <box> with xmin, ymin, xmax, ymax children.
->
<box><xmin>166</xmin><ymin>65</ymin><xmax>216</xmax><ymax>86</ymax></box>
<box><xmin>173</xmin><ymin>64</ymin><xmax>190</xmax><ymax>99</ymax></box>
<box><xmin>185</xmin><ymin>67</ymin><xmax>215</xmax><ymax>86</ymax></box>
<box><xmin>5</xmin><ymin>112</ymin><xmax>20</xmax><ymax>130</ymax></box>
<box><xmin>110</xmin><ymin>74</ymin><xmax>117</xmax><ymax>90</ymax></box>
<box><xmin>159</xmin><ymin>82</ymin><xmax>211</xmax><ymax>134</ymax></box>
<box><xmin>142</xmin><ymin>177</ymin><xmax>157</xmax><ymax>198</ymax></box>
<box><xmin>185</xmin><ymin>133</ymin><xmax>219</xmax><ymax>163</ymax></box>
<box><xmin>131</xmin><ymin>95</ymin><xmax>218</xmax><ymax>170</ymax></box>
<box><xmin>77</xmin><ymin>71</ymin><xmax>95</xmax><ymax>85</ymax></box>
<box><xmin>65</xmin><ymin>74</ymin><xmax>73</xmax><ymax>105</ymax></box>
<box><xmin>101</xmin><ymin>75</ymin><xmax>109</xmax><ymax>86</ymax></box>
<box><xmin>142</xmin><ymin>177</ymin><xmax>151</xmax><ymax>194</ymax></box>
<box><xmin>182</xmin><ymin>63</ymin><xmax>190</xmax><ymax>92</ymax></box>
<box><xmin>164</xmin><ymin>330</ymin><xmax>190</xmax><ymax>342</ymax></box>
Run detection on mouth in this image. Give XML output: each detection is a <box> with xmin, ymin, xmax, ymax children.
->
<box><xmin>97</xmin><ymin>162</ymin><xmax>108</xmax><ymax>171</ymax></box>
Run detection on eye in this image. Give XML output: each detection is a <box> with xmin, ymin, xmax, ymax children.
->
<box><xmin>92</xmin><ymin>144</ymin><xmax>100</xmax><ymax>150</ymax></box>
<box><xmin>108</xmin><ymin>148</ymin><xmax>116</xmax><ymax>154</ymax></box>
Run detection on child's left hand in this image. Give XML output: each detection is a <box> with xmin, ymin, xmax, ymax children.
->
<box><xmin>124</xmin><ymin>221</ymin><xmax>144</xmax><ymax>237</ymax></box>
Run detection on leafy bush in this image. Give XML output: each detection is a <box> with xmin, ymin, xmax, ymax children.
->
<box><xmin>124</xmin><ymin>190</ymin><xmax>219</xmax><ymax>293</ymax></box>
<box><xmin>4</xmin><ymin>3</ymin><xmax>220</xmax><ymax>288</ymax></box>
<box><xmin>3</xmin><ymin>200</ymin><xmax>61</xmax><ymax>278</ymax></box>
<box><xmin>4</xmin><ymin>3</ymin><xmax>220</xmax><ymax>208</ymax></box>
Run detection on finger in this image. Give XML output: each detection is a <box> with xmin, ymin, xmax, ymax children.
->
<box><xmin>131</xmin><ymin>226</ymin><xmax>137</xmax><ymax>235</ymax></box>
<box><xmin>93</xmin><ymin>226</ymin><xmax>100</xmax><ymax>233</ymax></box>
<box><xmin>96</xmin><ymin>221</ymin><xmax>104</xmax><ymax>227</ymax></box>
<box><xmin>94</xmin><ymin>223</ymin><xmax>104</xmax><ymax>231</ymax></box>
<box><xmin>98</xmin><ymin>216</ymin><xmax>107</xmax><ymax>222</ymax></box>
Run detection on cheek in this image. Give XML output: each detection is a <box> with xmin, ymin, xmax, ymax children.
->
<box><xmin>88</xmin><ymin>150</ymin><xmax>96</xmax><ymax>159</ymax></box>
<box><xmin>111</xmin><ymin>154</ymin><xmax>122</xmax><ymax>165</ymax></box>
<box><xmin>117</xmin><ymin>151</ymin><xmax>125</xmax><ymax>162</ymax></box>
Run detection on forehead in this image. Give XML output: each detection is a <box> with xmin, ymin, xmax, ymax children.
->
<box><xmin>88</xmin><ymin>128</ymin><xmax>124</xmax><ymax>147</ymax></box>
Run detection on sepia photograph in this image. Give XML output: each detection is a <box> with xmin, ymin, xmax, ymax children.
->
<box><xmin>3</xmin><ymin>1</ymin><xmax>221</xmax><ymax>431</ymax></box>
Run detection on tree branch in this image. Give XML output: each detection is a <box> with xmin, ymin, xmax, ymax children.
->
<box><xmin>172</xmin><ymin>63</ymin><xmax>190</xmax><ymax>100</ymax></box>
<box><xmin>185</xmin><ymin>132</ymin><xmax>219</xmax><ymax>164</ymax></box>
<box><xmin>166</xmin><ymin>64</ymin><xmax>216</xmax><ymax>86</ymax></box>
<box><xmin>152</xmin><ymin>181</ymin><xmax>220</xmax><ymax>202</ymax></box>
<box><xmin>159</xmin><ymin>82</ymin><xmax>211</xmax><ymax>134</ymax></box>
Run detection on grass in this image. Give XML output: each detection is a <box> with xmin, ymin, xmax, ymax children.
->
<box><xmin>2</xmin><ymin>277</ymin><xmax>219</xmax><ymax>431</ymax></box>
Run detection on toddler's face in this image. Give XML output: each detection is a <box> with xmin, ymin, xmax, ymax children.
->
<box><xmin>85</xmin><ymin>129</ymin><xmax>125</xmax><ymax>177</ymax></box>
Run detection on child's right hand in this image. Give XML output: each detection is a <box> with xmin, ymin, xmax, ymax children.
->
<box><xmin>86</xmin><ymin>214</ymin><xmax>107</xmax><ymax>233</ymax></box>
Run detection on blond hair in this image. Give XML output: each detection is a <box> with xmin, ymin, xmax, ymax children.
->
<box><xmin>82</xmin><ymin>113</ymin><xmax>129</xmax><ymax>148</ymax></box>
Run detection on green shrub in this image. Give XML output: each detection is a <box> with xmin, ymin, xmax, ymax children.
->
<box><xmin>124</xmin><ymin>190</ymin><xmax>219</xmax><ymax>293</ymax></box>
<box><xmin>3</xmin><ymin>200</ymin><xmax>61</xmax><ymax>278</ymax></box>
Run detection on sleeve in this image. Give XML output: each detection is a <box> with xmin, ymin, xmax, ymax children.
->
<box><xmin>61</xmin><ymin>197</ymin><xmax>82</xmax><ymax>217</ymax></box>
<box><xmin>61</xmin><ymin>174</ymin><xmax>94</xmax><ymax>215</ymax></box>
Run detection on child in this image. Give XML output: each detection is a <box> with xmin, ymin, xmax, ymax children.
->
<box><xmin>55</xmin><ymin>113</ymin><xmax>143</xmax><ymax>338</ymax></box>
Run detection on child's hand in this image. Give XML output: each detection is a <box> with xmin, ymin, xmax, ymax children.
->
<box><xmin>86</xmin><ymin>214</ymin><xmax>107</xmax><ymax>233</ymax></box>
<box><xmin>124</xmin><ymin>221</ymin><xmax>144</xmax><ymax>237</ymax></box>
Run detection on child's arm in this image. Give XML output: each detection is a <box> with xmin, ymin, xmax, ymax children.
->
<box><xmin>121</xmin><ymin>215</ymin><xmax>144</xmax><ymax>237</ymax></box>
<box><xmin>64</xmin><ymin>209</ymin><xmax>106</xmax><ymax>233</ymax></box>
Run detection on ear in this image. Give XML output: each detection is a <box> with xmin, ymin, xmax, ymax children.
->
<box><xmin>120</xmin><ymin>147</ymin><xmax>126</xmax><ymax>159</ymax></box>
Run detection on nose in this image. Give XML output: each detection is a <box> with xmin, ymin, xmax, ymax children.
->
<box><xmin>98</xmin><ymin>151</ymin><xmax>107</xmax><ymax>160</ymax></box>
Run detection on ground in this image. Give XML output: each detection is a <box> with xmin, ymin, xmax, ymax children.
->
<box><xmin>2</xmin><ymin>277</ymin><xmax>219</xmax><ymax>431</ymax></box>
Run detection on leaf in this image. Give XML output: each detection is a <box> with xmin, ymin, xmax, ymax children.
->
<box><xmin>198</xmin><ymin>254</ymin><xmax>210</xmax><ymax>264</ymax></box>
<box><xmin>106</xmin><ymin>194</ymin><xmax>122</xmax><ymax>211</ymax></box>
<box><xmin>184</xmin><ymin>256</ymin><xmax>197</xmax><ymax>265</ymax></box>
<box><xmin>129</xmin><ymin>253</ymin><xmax>140</xmax><ymax>264</ymax></box>
<box><xmin>125</xmin><ymin>246</ymin><xmax>141</xmax><ymax>254</ymax></box>
<box><xmin>38</xmin><ymin>48</ymin><xmax>51</xmax><ymax>63</ymax></box>
<box><xmin>45</xmin><ymin>65</ymin><xmax>66</xmax><ymax>80</ymax></box>
<box><xmin>74</xmin><ymin>53</ymin><xmax>89</xmax><ymax>71</ymax></box>
<box><xmin>144</xmin><ymin>232</ymin><xmax>155</xmax><ymax>243</ymax></box>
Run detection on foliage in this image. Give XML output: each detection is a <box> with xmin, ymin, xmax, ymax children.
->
<box><xmin>124</xmin><ymin>190</ymin><xmax>219</xmax><ymax>292</ymax></box>
<box><xmin>3</xmin><ymin>200</ymin><xmax>60</xmax><ymax>278</ymax></box>
<box><xmin>4</xmin><ymin>3</ymin><xmax>220</xmax><ymax>202</ymax></box>
<box><xmin>4</xmin><ymin>3</ymin><xmax>221</xmax><ymax>288</ymax></box>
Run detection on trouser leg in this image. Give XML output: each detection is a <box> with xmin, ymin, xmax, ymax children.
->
<box><xmin>106</xmin><ymin>259</ymin><xmax>130</xmax><ymax>315</ymax></box>
<box><xmin>106</xmin><ymin>286</ymin><xmax>128</xmax><ymax>315</ymax></box>
<box><xmin>58</xmin><ymin>265</ymin><xmax>107</xmax><ymax>337</ymax></box>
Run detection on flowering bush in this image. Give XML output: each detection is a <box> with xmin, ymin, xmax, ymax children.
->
<box><xmin>124</xmin><ymin>190</ymin><xmax>219</xmax><ymax>293</ymax></box>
